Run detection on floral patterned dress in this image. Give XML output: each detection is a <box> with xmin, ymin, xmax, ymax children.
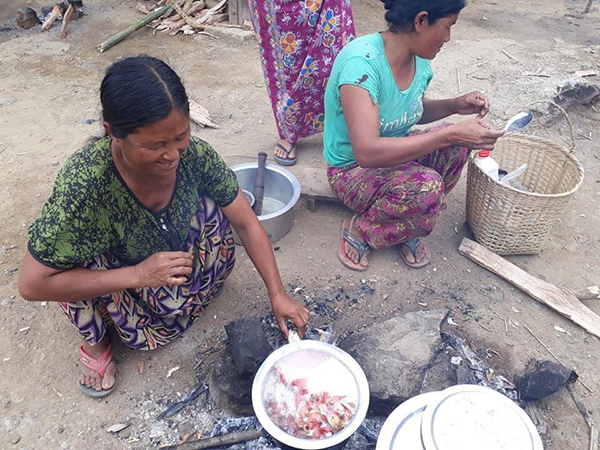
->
<box><xmin>248</xmin><ymin>0</ymin><xmax>355</xmax><ymax>144</ymax></box>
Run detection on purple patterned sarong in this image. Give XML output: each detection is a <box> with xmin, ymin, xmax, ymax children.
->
<box><xmin>327</xmin><ymin>124</ymin><xmax>470</xmax><ymax>250</ymax></box>
<box><xmin>248</xmin><ymin>0</ymin><xmax>355</xmax><ymax>144</ymax></box>
<box><xmin>59</xmin><ymin>197</ymin><xmax>235</xmax><ymax>350</ymax></box>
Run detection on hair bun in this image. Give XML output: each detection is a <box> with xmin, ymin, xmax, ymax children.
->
<box><xmin>380</xmin><ymin>0</ymin><xmax>396</xmax><ymax>11</ymax></box>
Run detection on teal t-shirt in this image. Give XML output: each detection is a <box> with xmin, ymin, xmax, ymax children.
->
<box><xmin>323</xmin><ymin>32</ymin><xmax>434</xmax><ymax>168</ymax></box>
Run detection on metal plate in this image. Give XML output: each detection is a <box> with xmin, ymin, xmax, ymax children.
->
<box><xmin>421</xmin><ymin>385</ymin><xmax>543</xmax><ymax>450</ymax></box>
<box><xmin>376</xmin><ymin>392</ymin><xmax>442</xmax><ymax>450</ymax></box>
<box><xmin>252</xmin><ymin>340</ymin><xmax>370</xmax><ymax>450</ymax></box>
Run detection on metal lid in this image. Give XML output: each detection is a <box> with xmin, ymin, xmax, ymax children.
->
<box><xmin>376</xmin><ymin>392</ymin><xmax>442</xmax><ymax>450</ymax></box>
<box><xmin>421</xmin><ymin>385</ymin><xmax>543</xmax><ymax>450</ymax></box>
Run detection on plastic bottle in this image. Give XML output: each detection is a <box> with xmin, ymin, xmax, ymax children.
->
<box><xmin>474</xmin><ymin>150</ymin><xmax>499</xmax><ymax>181</ymax></box>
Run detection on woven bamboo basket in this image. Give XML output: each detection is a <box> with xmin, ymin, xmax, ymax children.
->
<box><xmin>466</xmin><ymin>106</ymin><xmax>585</xmax><ymax>255</ymax></box>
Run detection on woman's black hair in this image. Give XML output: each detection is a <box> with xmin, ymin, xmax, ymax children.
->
<box><xmin>100</xmin><ymin>56</ymin><xmax>189</xmax><ymax>139</ymax></box>
<box><xmin>381</xmin><ymin>0</ymin><xmax>466</xmax><ymax>33</ymax></box>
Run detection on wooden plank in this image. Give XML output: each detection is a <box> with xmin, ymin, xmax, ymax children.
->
<box><xmin>458</xmin><ymin>238</ymin><xmax>600</xmax><ymax>339</ymax></box>
<box><xmin>228</xmin><ymin>0</ymin><xmax>250</xmax><ymax>25</ymax></box>
<box><xmin>294</xmin><ymin>167</ymin><xmax>341</xmax><ymax>203</ymax></box>
<box><xmin>229</xmin><ymin>0</ymin><xmax>240</xmax><ymax>25</ymax></box>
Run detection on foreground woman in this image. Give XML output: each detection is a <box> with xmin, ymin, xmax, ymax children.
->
<box><xmin>18</xmin><ymin>56</ymin><xmax>309</xmax><ymax>397</ymax></box>
<box><xmin>324</xmin><ymin>0</ymin><xmax>504</xmax><ymax>271</ymax></box>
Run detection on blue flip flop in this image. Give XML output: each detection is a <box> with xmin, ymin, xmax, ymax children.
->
<box><xmin>339</xmin><ymin>215</ymin><xmax>370</xmax><ymax>271</ymax></box>
<box><xmin>399</xmin><ymin>238</ymin><xmax>431</xmax><ymax>269</ymax></box>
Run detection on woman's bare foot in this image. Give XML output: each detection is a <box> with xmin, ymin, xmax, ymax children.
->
<box><xmin>399</xmin><ymin>239</ymin><xmax>431</xmax><ymax>269</ymax></box>
<box><xmin>339</xmin><ymin>216</ymin><xmax>370</xmax><ymax>271</ymax></box>
<box><xmin>80</xmin><ymin>335</ymin><xmax>117</xmax><ymax>391</ymax></box>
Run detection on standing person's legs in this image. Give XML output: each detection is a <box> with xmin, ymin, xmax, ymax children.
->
<box><xmin>328</xmin><ymin>162</ymin><xmax>446</xmax><ymax>270</ymax></box>
<box><xmin>248</xmin><ymin>0</ymin><xmax>355</xmax><ymax>165</ymax></box>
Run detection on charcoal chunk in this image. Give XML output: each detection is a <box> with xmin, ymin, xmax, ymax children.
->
<box><xmin>518</xmin><ymin>360</ymin><xmax>578</xmax><ymax>400</ymax></box>
<box><xmin>226</xmin><ymin>318</ymin><xmax>274</xmax><ymax>376</ymax></box>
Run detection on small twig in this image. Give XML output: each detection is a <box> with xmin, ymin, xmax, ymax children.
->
<box><xmin>466</xmin><ymin>66</ymin><xmax>484</xmax><ymax>76</ymax></box>
<box><xmin>159</xmin><ymin>429</ymin><xmax>262</xmax><ymax>450</ymax></box>
<box><xmin>525</xmin><ymin>324</ymin><xmax>564</xmax><ymax>363</ymax></box>
<box><xmin>501</xmin><ymin>49</ymin><xmax>519</xmax><ymax>63</ymax></box>
<box><xmin>456</xmin><ymin>68</ymin><xmax>462</xmax><ymax>93</ymax></box>
<box><xmin>585</xmin><ymin>0</ymin><xmax>594</xmax><ymax>13</ymax></box>
<box><xmin>525</xmin><ymin>324</ymin><xmax>594</xmax><ymax>393</ymax></box>
<box><xmin>52</xmin><ymin>387</ymin><xmax>64</xmax><ymax>400</ymax></box>
<box><xmin>567</xmin><ymin>384</ymin><xmax>598</xmax><ymax>450</ymax></box>
<box><xmin>486</xmin><ymin>348</ymin><xmax>500</xmax><ymax>357</ymax></box>
<box><xmin>494</xmin><ymin>311</ymin><xmax>508</xmax><ymax>332</ymax></box>
<box><xmin>567</xmin><ymin>384</ymin><xmax>595</xmax><ymax>428</ymax></box>
<box><xmin>522</xmin><ymin>72</ymin><xmax>551</xmax><ymax>78</ymax></box>
<box><xmin>578</xmin><ymin>132</ymin><xmax>593</xmax><ymax>141</ymax></box>
<box><xmin>477</xmin><ymin>322</ymin><xmax>492</xmax><ymax>332</ymax></box>
<box><xmin>196</xmin><ymin>31</ymin><xmax>220</xmax><ymax>39</ymax></box>
<box><xmin>590</xmin><ymin>426</ymin><xmax>598</xmax><ymax>450</ymax></box>
<box><xmin>212</xmin><ymin>23</ymin><xmax>242</xmax><ymax>29</ymax></box>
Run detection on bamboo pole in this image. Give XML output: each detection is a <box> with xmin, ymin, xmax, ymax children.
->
<box><xmin>96</xmin><ymin>4</ymin><xmax>172</xmax><ymax>53</ymax></box>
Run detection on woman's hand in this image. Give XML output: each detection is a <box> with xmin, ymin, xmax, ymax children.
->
<box><xmin>448</xmin><ymin>119</ymin><xmax>505</xmax><ymax>150</ymax></box>
<box><xmin>270</xmin><ymin>291</ymin><xmax>310</xmax><ymax>338</ymax></box>
<box><xmin>134</xmin><ymin>251</ymin><xmax>193</xmax><ymax>288</ymax></box>
<box><xmin>455</xmin><ymin>91</ymin><xmax>490</xmax><ymax>118</ymax></box>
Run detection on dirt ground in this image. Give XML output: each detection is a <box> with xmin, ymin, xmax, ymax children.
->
<box><xmin>1</xmin><ymin>0</ymin><xmax>599</xmax><ymax>448</ymax></box>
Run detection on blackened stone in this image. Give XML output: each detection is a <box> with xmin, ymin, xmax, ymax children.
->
<box><xmin>226</xmin><ymin>318</ymin><xmax>273</xmax><ymax>376</ymax></box>
<box><xmin>339</xmin><ymin>309</ymin><xmax>449</xmax><ymax>415</ymax></box>
<box><xmin>420</xmin><ymin>351</ymin><xmax>457</xmax><ymax>394</ymax></box>
<box><xmin>554</xmin><ymin>80</ymin><xmax>600</xmax><ymax>107</ymax></box>
<box><xmin>518</xmin><ymin>360</ymin><xmax>578</xmax><ymax>400</ymax></box>
<box><xmin>209</xmin><ymin>349</ymin><xmax>254</xmax><ymax>416</ymax></box>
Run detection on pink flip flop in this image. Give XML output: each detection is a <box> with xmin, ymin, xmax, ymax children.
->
<box><xmin>79</xmin><ymin>342</ymin><xmax>116</xmax><ymax>398</ymax></box>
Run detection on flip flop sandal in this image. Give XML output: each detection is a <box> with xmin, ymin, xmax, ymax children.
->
<box><xmin>274</xmin><ymin>143</ymin><xmax>297</xmax><ymax>166</ymax></box>
<box><xmin>338</xmin><ymin>215</ymin><xmax>370</xmax><ymax>272</ymax></box>
<box><xmin>79</xmin><ymin>342</ymin><xmax>116</xmax><ymax>398</ymax></box>
<box><xmin>399</xmin><ymin>238</ymin><xmax>431</xmax><ymax>269</ymax></box>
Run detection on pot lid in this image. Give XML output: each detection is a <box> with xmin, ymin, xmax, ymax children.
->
<box><xmin>376</xmin><ymin>392</ymin><xmax>442</xmax><ymax>450</ymax></box>
<box><xmin>421</xmin><ymin>385</ymin><xmax>543</xmax><ymax>450</ymax></box>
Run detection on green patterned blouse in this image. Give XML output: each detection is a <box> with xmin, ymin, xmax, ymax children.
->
<box><xmin>28</xmin><ymin>136</ymin><xmax>239</xmax><ymax>270</ymax></box>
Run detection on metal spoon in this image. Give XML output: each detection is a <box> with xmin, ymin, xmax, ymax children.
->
<box><xmin>504</xmin><ymin>111</ymin><xmax>534</xmax><ymax>132</ymax></box>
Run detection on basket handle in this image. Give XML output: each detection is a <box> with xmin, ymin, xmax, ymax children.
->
<box><xmin>527</xmin><ymin>101</ymin><xmax>576</xmax><ymax>153</ymax></box>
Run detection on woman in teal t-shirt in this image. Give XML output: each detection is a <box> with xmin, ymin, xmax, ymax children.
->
<box><xmin>324</xmin><ymin>0</ymin><xmax>504</xmax><ymax>271</ymax></box>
